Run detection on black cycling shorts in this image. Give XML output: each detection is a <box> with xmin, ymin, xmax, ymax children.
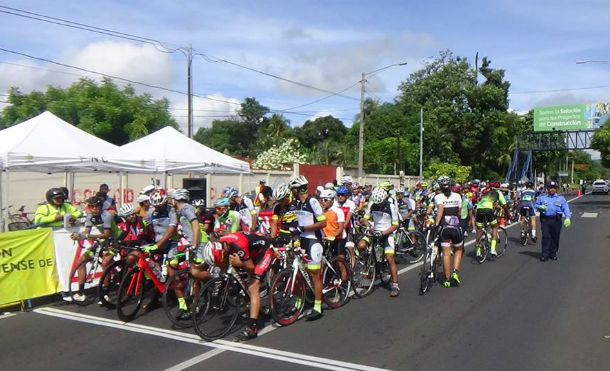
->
<box><xmin>475</xmin><ymin>208</ymin><xmax>497</xmax><ymax>227</ymax></box>
<box><xmin>439</xmin><ymin>226</ymin><xmax>463</xmax><ymax>246</ymax></box>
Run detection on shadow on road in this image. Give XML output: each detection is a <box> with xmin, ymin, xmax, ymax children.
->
<box><xmin>519</xmin><ymin>251</ymin><xmax>541</xmax><ymax>260</ymax></box>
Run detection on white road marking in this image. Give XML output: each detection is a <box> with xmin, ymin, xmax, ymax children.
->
<box><xmin>164</xmin><ymin>348</ymin><xmax>225</xmax><ymax>371</ymax></box>
<box><xmin>33</xmin><ymin>307</ymin><xmax>390</xmax><ymax>371</ymax></box>
<box><xmin>0</xmin><ymin>312</ymin><xmax>16</xmax><ymax>320</ymax></box>
<box><xmin>581</xmin><ymin>212</ymin><xmax>598</xmax><ymax>218</ymax></box>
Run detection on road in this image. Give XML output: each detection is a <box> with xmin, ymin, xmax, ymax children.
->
<box><xmin>1</xmin><ymin>194</ymin><xmax>608</xmax><ymax>371</ymax></box>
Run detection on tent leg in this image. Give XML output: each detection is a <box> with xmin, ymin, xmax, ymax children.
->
<box><xmin>118</xmin><ymin>172</ymin><xmax>124</xmax><ymax>208</ymax></box>
<box><xmin>0</xmin><ymin>165</ymin><xmax>4</xmax><ymax>232</ymax></box>
<box><xmin>70</xmin><ymin>172</ymin><xmax>75</xmax><ymax>204</ymax></box>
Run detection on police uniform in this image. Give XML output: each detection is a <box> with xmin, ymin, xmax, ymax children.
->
<box><xmin>534</xmin><ymin>183</ymin><xmax>571</xmax><ymax>261</ymax></box>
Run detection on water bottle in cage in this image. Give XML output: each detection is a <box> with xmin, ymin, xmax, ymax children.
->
<box><xmin>148</xmin><ymin>260</ymin><xmax>165</xmax><ymax>282</ymax></box>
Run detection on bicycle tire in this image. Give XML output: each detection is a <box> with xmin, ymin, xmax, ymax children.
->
<box><xmin>116</xmin><ymin>268</ymin><xmax>146</xmax><ymax>322</ymax></box>
<box><xmin>404</xmin><ymin>230</ymin><xmax>427</xmax><ymax>264</ymax></box>
<box><xmin>495</xmin><ymin>226</ymin><xmax>508</xmax><ymax>257</ymax></box>
<box><xmin>352</xmin><ymin>248</ymin><xmax>376</xmax><ymax>298</ymax></box>
<box><xmin>192</xmin><ymin>276</ymin><xmax>243</xmax><ymax>340</ymax></box>
<box><xmin>68</xmin><ymin>258</ymin><xmax>99</xmax><ymax>306</ymax></box>
<box><xmin>97</xmin><ymin>259</ymin><xmax>127</xmax><ymax>308</ymax></box>
<box><xmin>269</xmin><ymin>268</ymin><xmax>306</xmax><ymax>326</ymax></box>
<box><xmin>162</xmin><ymin>268</ymin><xmax>195</xmax><ymax>329</ymax></box>
<box><xmin>419</xmin><ymin>244</ymin><xmax>434</xmax><ymax>295</ymax></box>
<box><xmin>477</xmin><ymin>235</ymin><xmax>488</xmax><ymax>264</ymax></box>
<box><xmin>321</xmin><ymin>257</ymin><xmax>351</xmax><ymax>309</ymax></box>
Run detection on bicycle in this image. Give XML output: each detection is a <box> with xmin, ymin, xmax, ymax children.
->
<box><xmin>351</xmin><ymin>230</ymin><xmax>392</xmax><ymax>298</ymax></box>
<box><xmin>475</xmin><ymin>221</ymin><xmax>507</xmax><ymax>264</ymax></box>
<box><xmin>5</xmin><ymin>205</ymin><xmax>33</xmax><ymax>231</ymax></box>
<box><xmin>97</xmin><ymin>245</ymin><xmax>139</xmax><ymax>308</ymax></box>
<box><xmin>394</xmin><ymin>221</ymin><xmax>427</xmax><ymax>264</ymax></box>
<box><xmin>268</xmin><ymin>240</ymin><xmax>351</xmax><ymax>327</ymax></box>
<box><xmin>519</xmin><ymin>207</ymin><xmax>534</xmax><ymax>246</ymax></box>
<box><xmin>68</xmin><ymin>239</ymin><xmax>114</xmax><ymax>306</ymax></box>
<box><xmin>419</xmin><ymin>226</ymin><xmax>441</xmax><ymax>295</ymax></box>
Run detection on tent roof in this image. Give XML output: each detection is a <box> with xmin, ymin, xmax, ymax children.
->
<box><xmin>0</xmin><ymin>111</ymin><xmax>151</xmax><ymax>172</ymax></box>
<box><xmin>121</xmin><ymin>126</ymin><xmax>250</xmax><ymax>174</ymax></box>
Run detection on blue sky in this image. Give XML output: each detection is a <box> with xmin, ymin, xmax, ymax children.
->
<box><xmin>0</xmin><ymin>0</ymin><xmax>608</xmax><ymax>132</ymax></box>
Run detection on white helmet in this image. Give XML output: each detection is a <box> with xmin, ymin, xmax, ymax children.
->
<box><xmin>170</xmin><ymin>188</ymin><xmax>189</xmax><ymax>201</ymax></box>
<box><xmin>273</xmin><ymin>183</ymin><xmax>291</xmax><ymax>200</ymax></box>
<box><xmin>288</xmin><ymin>175</ymin><xmax>308</xmax><ymax>189</ymax></box>
<box><xmin>192</xmin><ymin>199</ymin><xmax>205</xmax><ymax>207</ymax></box>
<box><xmin>324</xmin><ymin>182</ymin><xmax>334</xmax><ymax>190</ymax></box>
<box><xmin>136</xmin><ymin>194</ymin><xmax>149</xmax><ymax>204</ymax></box>
<box><xmin>396</xmin><ymin>187</ymin><xmax>405</xmax><ymax>194</ymax></box>
<box><xmin>118</xmin><ymin>203</ymin><xmax>136</xmax><ymax>217</ymax></box>
<box><xmin>202</xmin><ymin>241</ymin><xmax>223</xmax><ymax>266</ymax></box>
<box><xmin>141</xmin><ymin>184</ymin><xmax>155</xmax><ymax>195</ymax></box>
<box><xmin>341</xmin><ymin>175</ymin><xmax>353</xmax><ymax>185</ymax></box>
<box><xmin>149</xmin><ymin>190</ymin><xmax>167</xmax><ymax>207</ymax></box>
<box><xmin>320</xmin><ymin>189</ymin><xmax>336</xmax><ymax>199</ymax></box>
<box><xmin>370</xmin><ymin>187</ymin><xmax>387</xmax><ymax>204</ymax></box>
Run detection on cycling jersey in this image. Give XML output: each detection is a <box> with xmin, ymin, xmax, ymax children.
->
<box><xmin>396</xmin><ymin>197</ymin><xmax>412</xmax><ymax>221</ymax></box>
<box><xmin>333</xmin><ymin>199</ymin><xmax>356</xmax><ymax>228</ymax></box>
<box><xmin>257</xmin><ymin>208</ymin><xmax>274</xmax><ymax>235</ymax></box>
<box><xmin>433</xmin><ymin>192</ymin><xmax>462</xmax><ymax>227</ymax></box>
<box><xmin>219</xmin><ymin>232</ymin><xmax>271</xmax><ymax>262</ymax></box>
<box><xmin>85</xmin><ymin>210</ymin><xmax>117</xmax><ymax>233</ymax></box>
<box><xmin>177</xmin><ymin>203</ymin><xmax>202</xmax><ymax>245</ymax></box>
<box><xmin>146</xmin><ymin>205</ymin><xmax>178</xmax><ymax>243</ymax></box>
<box><xmin>273</xmin><ymin>202</ymin><xmax>299</xmax><ymax>236</ymax></box>
<box><xmin>214</xmin><ymin>210</ymin><xmax>241</xmax><ymax>235</ymax></box>
<box><xmin>460</xmin><ymin>195</ymin><xmax>473</xmax><ymax>220</ymax></box>
<box><xmin>117</xmin><ymin>216</ymin><xmax>149</xmax><ymax>245</ymax></box>
<box><xmin>323</xmin><ymin>206</ymin><xmax>345</xmax><ymax>239</ymax></box>
<box><xmin>233</xmin><ymin>197</ymin><xmax>256</xmax><ymax>231</ymax></box>
<box><xmin>364</xmin><ymin>199</ymin><xmax>399</xmax><ymax>232</ymax></box>
<box><xmin>519</xmin><ymin>188</ymin><xmax>536</xmax><ymax>207</ymax></box>
<box><xmin>476</xmin><ymin>190</ymin><xmax>507</xmax><ymax>210</ymax></box>
<box><xmin>294</xmin><ymin>196</ymin><xmax>326</xmax><ymax>239</ymax></box>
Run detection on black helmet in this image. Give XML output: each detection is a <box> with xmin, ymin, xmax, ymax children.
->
<box><xmin>85</xmin><ymin>196</ymin><xmax>102</xmax><ymax>206</ymax></box>
<box><xmin>46</xmin><ymin>188</ymin><xmax>65</xmax><ymax>204</ymax></box>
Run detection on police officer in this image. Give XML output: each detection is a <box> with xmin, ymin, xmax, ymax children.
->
<box><xmin>534</xmin><ymin>181</ymin><xmax>571</xmax><ymax>261</ymax></box>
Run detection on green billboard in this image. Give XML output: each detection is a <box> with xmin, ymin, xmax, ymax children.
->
<box><xmin>533</xmin><ymin>104</ymin><xmax>588</xmax><ymax>131</ymax></box>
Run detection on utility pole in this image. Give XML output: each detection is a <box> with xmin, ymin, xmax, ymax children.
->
<box><xmin>358</xmin><ymin>72</ymin><xmax>366</xmax><ymax>180</ymax></box>
<box><xmin>396</xmin><ymin>128</ymin><xmax>402</xmax><ymax>174</ymax></box>
<box><xmin>187</xmin><ymin>44</ymin><xmax>193</xmax><ymax>138</ymax></box>
<box><xmin>419</xmin><ymin>108</ymin><xmax>423</xmax><ymax>180</ymax></box>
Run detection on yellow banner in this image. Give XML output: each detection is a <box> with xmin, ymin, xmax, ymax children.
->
<box><xmin>0</xmin><ymin>228</ymin><xmax>59</xmax><ymax>304</ymax></box>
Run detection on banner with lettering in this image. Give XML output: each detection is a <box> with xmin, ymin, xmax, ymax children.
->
<box><xmin>0</xmin><ymin>228</ymin><xmax>59</xmax><ymax>304</ymax></box>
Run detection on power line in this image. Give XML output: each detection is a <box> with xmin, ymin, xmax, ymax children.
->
<box><xmin>277</xmin><ymin>81</ymin><xmax>361</xmax><ymax>112</ymax></box>
<box><xmin>511</xmin><ymin>85</ymin><xmax>610</xmax><ymax>94</ymax></box>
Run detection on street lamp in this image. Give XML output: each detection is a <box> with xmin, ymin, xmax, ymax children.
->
<box><xmin>358</xmin><ymin>62</ymin><xmax>408</xmax><ymax>180</ymax></box>
<box><xmin>575</xmin><ymin>60</ymin><xmax>609</xmax><ymax>64</ymax></box>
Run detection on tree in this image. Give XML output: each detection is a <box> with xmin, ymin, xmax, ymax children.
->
<box><xmin>194</xmin><ymin>119</ymin><xmax>251</xmax><ymax>155</ymax></box>
<box><xmin>424</xmin><ymin>162</ymin><xmax>472</xmax><ymax>184</ymax></box>
<box><xmin>1</xmin><ymin>78</ymin><xmax>178</xmax><ymax>144</ymax></box>
<box><xmin>238</xmin><ymin>97</ymin><xmax>269</xmax><ymax>133</ymax></box>
<box><xmin>592</xmin><ymin>119</ymin><xmax>610</xmax><ymax>169</ymax></box>
<box><xmin>253</xmin><ymin>138</ymin><xmax>308</xmax><ymax>170</ymax></box>
<box><xmin>294</xmin><ymin>115</ymin><xmax>347</xmax><ymax>149</ymax></box>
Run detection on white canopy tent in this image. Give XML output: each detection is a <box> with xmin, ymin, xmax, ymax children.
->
<box><xmin>120</xmin><ymin>126</ymin><xmax>250</xmax><ymax>174</ymax></box>
<box><xmin>0</xmin><ymin>111</ymin><xmax>153</xmax><ymax>230</ymax></box>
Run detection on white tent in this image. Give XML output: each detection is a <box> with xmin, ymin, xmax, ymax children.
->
<box><xmin>121</xmin><ymin>126</ymin><xmax>250</xmax><ymax>174</ymax></box>
<box><xmin>0</xmin><ymin>111</ymin><xmax>150</xmax><ymax>173</ymax></box>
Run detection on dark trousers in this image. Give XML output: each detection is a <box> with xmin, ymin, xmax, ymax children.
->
<box><xmin>540</xmin><ymin>215</ymin><xmax>562</xmax><ymax>258</ymax></box>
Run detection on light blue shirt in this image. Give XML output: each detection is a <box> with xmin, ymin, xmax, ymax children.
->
<box><xmin>535</xmin><ymin>193</ymin><xmax>571</xmax><ymax>219</ymax></box>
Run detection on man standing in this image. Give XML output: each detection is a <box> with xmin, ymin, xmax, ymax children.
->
<box><xmin>535</xmin><ymin>181</ymin><xmax>571</xmax><ymax>261</ymax></box>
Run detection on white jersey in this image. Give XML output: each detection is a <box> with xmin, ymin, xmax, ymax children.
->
<box><xmin>364</xmin><ymin>200</ymin><xmax>399</xmax><ymax>232</ymax></box>
<box><xmin>433</xmin><ymin>192</ymin><xmax>462</xmax><ymax>227</ymax></box>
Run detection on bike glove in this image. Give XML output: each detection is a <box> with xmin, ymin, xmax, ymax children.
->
<box><xmin>538</xmin><ymin>204</ymin><xmax>547</xmax><ymax>211</ymax></box>
<box><xmin>142</xmin><ymin>244</ymin><xmax>158</xmax><ymax>253</ymax></box>
<box><xmin>563</xmin><ymin>218</ymin><xmax>571</xmax><ymax>228</ymax></box>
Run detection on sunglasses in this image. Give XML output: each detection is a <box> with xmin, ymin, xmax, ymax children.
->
<box><xmin>320</xmin><ymin>198</ymin><xmax>333</xmax><ymax>202</ymax></box>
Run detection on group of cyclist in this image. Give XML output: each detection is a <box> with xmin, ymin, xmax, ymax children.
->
<box><xmin>52</xmin><ymin>173</ymin><xmax>544</xmax><ymax>342</ymax></box>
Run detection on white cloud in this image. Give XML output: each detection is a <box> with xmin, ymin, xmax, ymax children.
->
<box><xmin>170</xmin><ymin>93</ymin><xmax>241</xmax><ymax>132</ymax></box>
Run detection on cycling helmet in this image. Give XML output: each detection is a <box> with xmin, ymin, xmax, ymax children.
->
<box><xmin>415</xmin><ymin>181</ymin><xmax>421</xmax><ymax>187</ymax></box>
<box><xmin>202</xmin><ymin>241</ymin><xmax>224</xmax><ymax>266</ymax></box>
<box><xmin>226</xmin><ymin>188</ymin><xmax>239</xmax><ymax>198</ymax></box>
<box><xmin>490</xmin><ymin>181</ymin><xmax>501</xmax><ymax>189</ymax></box>
<box><xmin>288</xmin><ymin>175</ymin><xmax>308</xmax><ymax>189</ymax></box>
<box><xmin>379</xmin><ymin>181</ymin><xmax>392</xmax><ymax>191</ymax></box>
<box><xmin>45</xmin><ymin>188</ymin><xmax>65</xmax><ymax>203</ymax></box>
<box><xmin>192</xmin><ymin>199</ymin><xmax>205</xmax><ymax>207</ymax></box>
<box><xmin>170</xmin><ymin>188</ymin><xmax>190</xmax><ymax>201</ymax></box>
<box><xmin>420</xmin><ymin>182</ymin><xmax>429</xmax><ymax>188</ymax></box>
<box><xmin>136</xmin><ymin>194</ymin><xmax>150</xmax><ymax>204</ymax></box>
<box><xmin>396</xmin><ymin>187</ymin><xmax>405</xmax><ymax>194</ymax></box>
<box><xmin>481</xmin><ymin>188</ymin><xmax>492</xmax><ymax>195</ymax></box>
<box><xmin>59</xmin><ymin>186</ymin><xmax>70</xmax><ymax>200</ymax></box>
<box><xmin>213</xmin><ymin>197</ymin><xmax>230</xmax><ymax>207</ymax></box>
<box><xmin>273</xmin><ymin>183</ymin><xmax>291</xmax><ymax>200</ymax></box>
<box><xmin>500</xmin><ymin>183</ymin><xmax>509</xmax><ymax>188</ymax></box>
<box><xmin>336</xmin><ymin>185</ymin><xmax>350</xmax><ymax>196</ymax></box>
<box><xmin>480</xmin><ymin>181</ymin><xmax>487</xmax><ymax>187</ymax></box>
<box><xmin>141</xmin><ymin>185</ymin><xmax>155</xmax><ymax>195</ymax></box>
<box><xmin>323</xmin><ymin>182</ymin><xmax>333</xmax><ymax>190</ymax></box>
<box><xmin>85</xmin><ymin>196</ymin><xmax>102</xmax><ymax>206</ymax></box>
<box><xmin>149</xmin><ymin>190</ymin><xmax>167</xmax><ymax>207</ymax></box>
<box><xmin>451</xmin><ymin>184</ymin><xmax>462</xmax><ymax>193</ymax></box>
<box><xmin>320</xmin><ymin>189</ymin><xmax>336</xmax><ymax>199</ymax></box>
<box><xmin>370</xmin><ymin>186</ymin><xmax>387</xmax><ymax>204</ymax></box>
<box><xmin>437</xmin><ymin>176</ymin><xmax>451</xmax><ymax>188</ymax></box>
<box><xmin>473</xmin><ymin>179</ymin><xmax>481</xmax><ymax>185</ymax></box>
<box><xmin>340</xmin><ymin>175</ymin><xmax>353</xmax><ymax>185</ymax></box>
<box><xmin>118</xmin><ymin>204</ymin><xmax>136</xmax><ymax>217</ymax></box>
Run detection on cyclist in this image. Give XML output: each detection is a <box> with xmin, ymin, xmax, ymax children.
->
<box><xmin>193</xmin><ymin>199</ymin><xmax>214</xmax><ymax>235</ymax></box>
<box><xmin>474</xmin><ymin>182</ymin><xmax>508</xmax><ymax>257</ymax></box>
<box><xmin>227</xmin><ymin>188</ymin><xmax>257</xmax><ymax>233</ymax></box>
<box><xmin>135</xmin><ymin>194</ymin><xmax>151</xmax><ymax>218</ymax></box>
<box><xmin>34</xmin><ymin>188</ymin><xmax>82</xmax><ymax>227</ymax></box>
<box><xmin>256</xmin><ymin>187</ymin><xmax>275</xmax><ymax>236</ymax></box>
<box><xmin>213</xmin><ymin>197</ymin><xmax>242</xmax><ymax>237</ymax></box>
<box><xmin>469</xmin><ymin>179</ymin><xmax>481</xmax><ymax>203</ymax></box>
<box><xmin>333</xmin><ymin>185</ymin><xmax>356</xmax><ymax>257</ymax></box>
<box><xmin>69</xmin><ymin>196</ymin><xmax>118</xmax><ymax>302</ymax></box>
<box><xmin>320</xmin><ymin>189</ymin><xmax>348</xmax><ymax>282</ymax></box>
<box><xmin>519</xmin><ymin>181</ymin><xmax>538</xmax><ymax>242</ymax></box>
<box><xmin>270</xmin><ymin>183</ymin><xmax>298</xmax><ymax>241</ymax></box>
<box><xmin>97</xmin><ymin>183</ymin><xmax>117</xmax><ymax>213</ymax></box>
<box><xmin>288</xmin><ymin>175</ymin><xmax>327</xmax><ymax>320</ymax></box>
<box><xmin>359</xmin><ymin>186</ymin><xmax>400</xmax><ymax>297</ymax></box>
<box><xmin>202</xmin><ymin>232</ymin><xmax>274</xmax><ymax>340</ymax></box>
<box><xmin>340</xmin><ymin>175</ymin><xmax>353</xmax><ymax>192</ymax></box>
<box><xmin>432</xmin><ymin>177</ymin><xmax>464</xmax><ymax>287</ymax></box>
<box><xmin>456</xmin><ymin>184</ymin><xmax>475</xmax><ymax>237</ymax></box>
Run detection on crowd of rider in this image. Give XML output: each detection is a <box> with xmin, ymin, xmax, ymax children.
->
<box><xmin>34</xmin><ymin>174</ymin><xmax>545</xmax><ymax>341</ymax></box>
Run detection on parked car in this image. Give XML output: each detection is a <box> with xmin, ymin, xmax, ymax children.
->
<box><xmin>591</xmin><ymin>179</ymin><xmax>609</xmax><ymax>194</ymax></box>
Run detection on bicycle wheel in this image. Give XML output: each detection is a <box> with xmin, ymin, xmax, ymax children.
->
<box><xmin>495</xmin><ymin>226</ymin><xmax>508</xmax><ymax>257</ymax></box>
<box><xmin>116</xmin><ymin>268</ymin><xmax>146</xmax><ymax>322</ymax></box>
<box><xmin>163</xmin><ymin>269</ymin><xmax>196</xmax><ymax>328</ymax></box>
<box><xmin>419</xmin><ymin>244</ymin><xmax>434</xmax><ymax>295</ymax></box>
<box><xmin>97</xmin><ymin>259</ymin><xmax>127</xmax><ymax>308</ymax></box>
<box><xmin>322</xmin><ymin>257</ymin><xmax>351</xmax><ymax>309</ymax></box>
<box><xmin>68</xmin><ymin>258</ymin><xmax>99</xmax><ymax>306</ymax></box>
<box><xmin>352</xmin><ymin>248</ymin><xmax>376</xmax><ymax>298</ymax></box>
<box><xmin>404</xmin><ymin>231</ymin><xmax>427</xmax><ymax>264</ymax></box>
<box><xmin>269</xmin><ymin>268</ymin><xmax>306</xmax><ymax>326</ymax></box>
<box><xmin>192</xmin><ymin>276</ymin><xmax>243</xmax><ymax>340</ymax></box>
<box><xmin>477</xmin><ymin>235</ymin><xmax>488</xmax><ymax>264</ymax></box>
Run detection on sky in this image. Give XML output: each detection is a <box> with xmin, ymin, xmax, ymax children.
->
<box><xmin>0</xmin><ymin>0</ymin><xmax>608</xmax><ymax>134</ymax></box>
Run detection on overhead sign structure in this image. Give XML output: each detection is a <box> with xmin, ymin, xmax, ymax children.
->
<box><xmin>533</xmin><ymin>103</ymin><xmax>609</xmax><ymax>132</ymax></box>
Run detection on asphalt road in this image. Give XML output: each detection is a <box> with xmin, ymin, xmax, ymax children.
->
<box><xmin>1</xmin><ymin>194</ymin><xmax>608</xmax><ymax>371</ymax></box>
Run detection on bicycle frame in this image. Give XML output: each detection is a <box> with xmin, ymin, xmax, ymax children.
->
<box><xmin>126</xmin><ymin>253</ymin><xmax>166</xmax><ymax>295</ymax></box>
